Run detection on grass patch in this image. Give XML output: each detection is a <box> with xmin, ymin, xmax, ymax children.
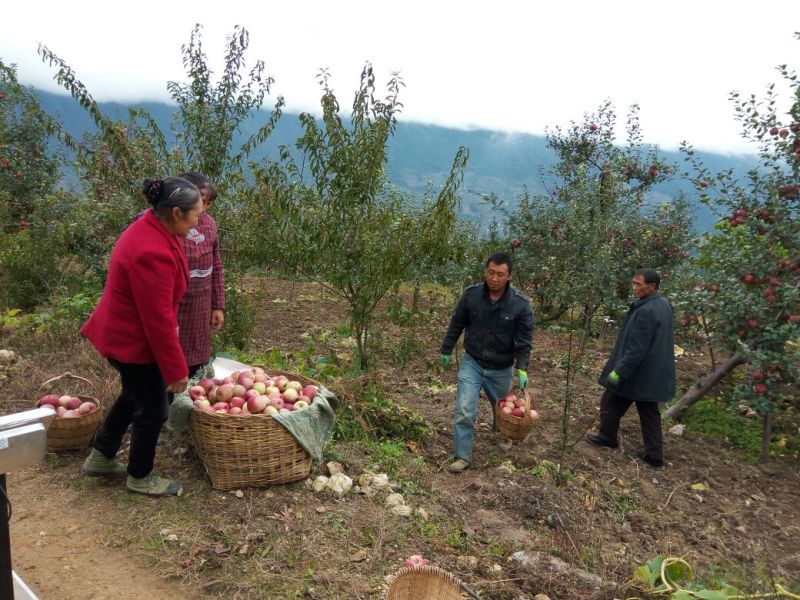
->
<box><xmin>679</xmin><ymin>397</ymin><xmax>762</xmax><ymax>461</ymax></box>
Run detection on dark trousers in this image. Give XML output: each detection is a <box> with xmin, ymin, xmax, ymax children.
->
<box><xmin>167</xmin><ymin>363</ymin><xmax>204</xmax><ymax>405</ymax></box>
<box><xmin>598</xmin><ymin>388</ymin><xmax>664</xmax><ymax>462</ymax></box>
<box><xmin>93</xmin><ymin>360</ymin><xmax>168</xmax><ymax>478</ymax></box>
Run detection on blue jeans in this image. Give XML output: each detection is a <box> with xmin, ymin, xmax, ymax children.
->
<box><xmin>453</xmin><ymin>354</ymin><xmax>513</xmax><ymax>463</ymax></box>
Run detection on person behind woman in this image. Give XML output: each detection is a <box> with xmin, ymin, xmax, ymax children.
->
<box><xmin>175</xmin><ymin>172</ymin><xmax>225</xmax><ymax>383</ymax></box>
<box><xmin>80</xmin><ymin>177</ymin><xmax>203</xmax><ymax>497</ymax></box>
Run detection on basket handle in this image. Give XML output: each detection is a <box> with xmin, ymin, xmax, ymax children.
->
<box><xmin>39</xmin><ymin>372</ymin><xmax>97</xmax><ymax>393</ymax></box>
<box><xmin>518</xmin><ymin>387</ymin><xmax>533</xmax><ymax>425</ymax></box>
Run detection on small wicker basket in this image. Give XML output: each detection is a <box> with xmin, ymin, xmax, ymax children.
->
<box><xmin>384</xmin><ymin>565</ymin><xmax>481</xmax><ymax>599</ymax></box>
<box><xmin>188</xmin><ymin>369</ymin><xmax>316</xmax><ymax>490</ymax></box>
<box><xmin>38</xmin><ymin>373</ymin><xmax>103</xmax><ymax>452</ymax></box>
<box><xmin>495</xmin><ymin>387</ymin><xmax>534</xmax><ymax>442</ymax></box>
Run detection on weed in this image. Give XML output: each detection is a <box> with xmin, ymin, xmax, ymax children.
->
<box><xmin>322</xmin><ymin>512</ymin><xmax>349</xmax><ymax>537</ymax></box>
<box><xmin>528</xmin><ymin>459</ymin><xmax>575</xmax><ymax>485</ymax></box>
<box><xmin>600</xmin><ymin>486</ymin><xmax>636</xmax><ymax>521</ymax></box>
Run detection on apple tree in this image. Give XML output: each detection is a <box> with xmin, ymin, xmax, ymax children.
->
<box><xmin>505</xmin><ymin>102</ymin><xmax>693</xmax><ymax>348</ymax></box>
<box><xmin>667</xmin><ymin>41</ymin><xmax>800</xmax><ymax>461</ymax></box>
<box><xmin>0</xmin><ymin>62</ymin><xmax>60</xmax><ymax>228</ymax></box>
<box><xmin>253</xmin><ymin>65</ymin><xmax>468</xmax><ymax>369</ymax></box>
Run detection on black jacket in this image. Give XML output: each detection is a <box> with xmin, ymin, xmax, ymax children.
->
<box><xmin>599</xmin><ymin>292</ymin><xmax>676</xmax><ymax>402</ymax></box>
<box><xmin>441</xmin><ymin>282</ymin><xmax>534</xmax><ymax>370</ymax></box>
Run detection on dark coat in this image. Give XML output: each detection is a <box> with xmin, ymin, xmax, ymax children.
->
<box><xmin>599</xmin><ymin>292</ymin><xmax>676</xmax><ymax>402</ymax></box>
<box><xmin>441</xmin><ymin>282</ymin><xmax>534</xmax><ymax>370</ymax></box>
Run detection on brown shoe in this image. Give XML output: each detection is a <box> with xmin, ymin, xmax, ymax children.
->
<box><xmin>447</xmin><ymin>459</ymin><xmax>470</xmax><ymax>474</ymax></box>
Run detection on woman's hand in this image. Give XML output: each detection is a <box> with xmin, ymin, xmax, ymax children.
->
<box><xmin>166</xmin><ymin>377</ymin><xmax>189</xmax><ymax>393</ymax></box>
<box><xmin>211</xmin><ymin>309</ymin><xmax>225</xmax><ymax>331</ymax></box>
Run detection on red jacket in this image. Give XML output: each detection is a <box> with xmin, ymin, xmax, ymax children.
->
<box><xmin>81</xmin><ymin>210</ymin><xmax>190</xmax><ymax>384</ymax></box>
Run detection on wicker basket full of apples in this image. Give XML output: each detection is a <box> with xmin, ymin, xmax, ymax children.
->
<box><xmin>495</xmin><ymin>388</ymin><xmax>539</xmax><ymax>442</ymax></box>
<box><xmin>35</xmin><ymin>372</ymin><xmax>102</xmax><ymax>452</ymax></box>
<box><xmin>188</xmin><ymin>366</ymin><xmax>322</xmax><ymax>490</ymax></box>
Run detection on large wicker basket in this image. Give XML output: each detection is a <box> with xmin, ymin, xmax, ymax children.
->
<box><xmin>38</xmin><ymin>373</ymin><xmax>103</xmax><ymax>452</ymax></box>
<box><xmin>495</xmin><ymin>387</ymin><xmax>534</xmax><ymax>442</ymax></box>
<box><xmin>384</xmin><ymin>565</ymin><xmax>481</xmax><ymax>599</ymax></box>
<box><xmin>188</xmin><ymin>369</ymin><xmax>317</xmax><ymax>490</ymax></box>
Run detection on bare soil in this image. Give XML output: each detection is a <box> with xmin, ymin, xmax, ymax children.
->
<box><xmin>1</xmin><ymin>278</ymin><xmax>798</xmax><ymax>599</ymax></box>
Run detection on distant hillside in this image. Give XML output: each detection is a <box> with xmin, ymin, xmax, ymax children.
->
<box><xmin>36</xmin><ymin>90</ymin><xmax>761</xmax><ymax>231</ymax></box>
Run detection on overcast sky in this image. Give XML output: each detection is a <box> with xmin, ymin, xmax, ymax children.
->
<box><xmin>2</xmin><ymin>0</ymin><xmax>799</xmax><ymax>154</ymax></box>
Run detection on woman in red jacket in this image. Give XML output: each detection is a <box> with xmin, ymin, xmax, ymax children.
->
<box><xmin>80</xmin><ymin>177</ymin><xmax>203</xmax><ymax>497</ymax></box>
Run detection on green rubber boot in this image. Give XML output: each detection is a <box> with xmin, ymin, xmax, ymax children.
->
<box><xmin>81</xmin><ymin>448</ymin><xmax>128</xmax><ymax>478</ymax></box>
<box><xmin>126</xmin><ymin>473</ymin><xmax>182</xmax><ymax>497</ymax></box>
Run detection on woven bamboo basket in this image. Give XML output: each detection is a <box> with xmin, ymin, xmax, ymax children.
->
<box><xmin>188</xmin><ymin>369</ymin><xmax>318</xmax><ymax>490</ymax></box>
<box><xmin>495</xmin><ymin>387</ymin><xmax>534</xmax><ymax>442</ymax></box>
<box><xmin>38</xmin><ymin>373</ymin><xmax>103</xmax><ymax>452</ymax></box>
<box><xmin>384</xmin><ymin>565</ymin><xmax>481</xmax><ymax>599</ymax></box>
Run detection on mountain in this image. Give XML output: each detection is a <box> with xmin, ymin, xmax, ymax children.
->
<box><xmin>36</xmin><ymin>90</ymin><xmax>760</xmax><ymax>231</ymax></box>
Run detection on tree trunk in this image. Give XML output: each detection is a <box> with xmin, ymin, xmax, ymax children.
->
<box><xmin>663</xmin><ymin>353</ymin><xmax>747</xmax><ymax>420</ymax></box>
<box><xmin>412</xmin><ymin>280</ymin><xmax>420</xmax><ymax>313</ymax></box>
<box><xmin>760</xmin><ymin>408</ymin><xmax>772</xmax><ymax>464</ymax></box>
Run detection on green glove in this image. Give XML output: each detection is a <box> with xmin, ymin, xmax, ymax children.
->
<box><xmin>607</xmin><ymin>370</ymin><xmax>620</xmax><ymax>386</ymax></box>
<box><xmin>441</xmin><ymin>354</ymin><xmax>451</xmax><ymax>369</ymax></box>
<box><xmin>517</xmin><ymin>369</ymin><xmax>528</xmax><ymax>388</ymax></box>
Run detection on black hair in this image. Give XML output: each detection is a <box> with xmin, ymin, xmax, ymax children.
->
<box><xmin>177</xmin><ymin>171</ymin><xmax>210</xmax><ymax>189</ymax></box>
<box><xmin>207</xmin><ymin>183</ymin><xmax>218</xmax><ymax>203</ymax></box>
<box><xmin>634</xmin><ymin>268</ymin><xmax>661</xmax><ymax>289</ymax></box>
<box><xmin>142</xmin><ymin>177</ymin><xmax>201</xmax><ymax>217</ymax></box>
<box><xmin>485</xmin><ymin>252</ymin><xmax>513</xmax><ymax>274</ymax></box>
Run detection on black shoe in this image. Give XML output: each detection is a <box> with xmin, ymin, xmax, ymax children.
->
<box><xmin>635</xmin><ymin>450</ymin><xmax>665</xmax><ymax>470</ymax></box>
<box><xmin>585</xmin><ymin>433</ymin><xmax>619</xmax><ymax>449</ymax></box>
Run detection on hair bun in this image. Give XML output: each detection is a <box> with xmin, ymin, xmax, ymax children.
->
<box><xmin>142</xmin><ymin>178</ymin><xmax>164</xmax><ymax>205</ymax></box>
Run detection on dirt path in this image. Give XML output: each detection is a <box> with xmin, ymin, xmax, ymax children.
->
<box><xmin>8</xmin><ymin>466</ymin><xmax>186</xmax><ymax>600</ymax></box>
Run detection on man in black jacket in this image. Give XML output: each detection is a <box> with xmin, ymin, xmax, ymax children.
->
<box><xmin>440</xmin><ymin>253</ymin><xmax>535</xmax><ymax>473</ymax></box>
<box><xmin>587</xmin><ymin>268</ymin><xmax>676</xmax><ymax>469</ymax></box>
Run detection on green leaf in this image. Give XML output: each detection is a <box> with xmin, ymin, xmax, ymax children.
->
<box><xmin>670</xmin><ymin>591</ymin><xmax>695</xmax><ymax>600</ymax></box>
<box><xmin>663</xmin><ymin>558</ymin><xmax>693</xmax><ymax>585</ymax></box>
<box><xmin>633</xmin><ymin>564</ymin><xmax>653</xmax><ymax>586</ymax></box>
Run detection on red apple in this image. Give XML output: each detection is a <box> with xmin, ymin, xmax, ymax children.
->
<box><xmin>78</xmin><ymin>401</ymin><xmax>96</xmax><ymax>415</ymax></box>
<box><xmin>189</xmin><ymin>385</ymin><xmax>207</xmax><ymax>401</ymax></box>
<box><xmin>303</xmin><ymin>385</ymin><xmax>318</xmax><ymax>399</ymax></box>
<box><xmin>246</xmin><ymin>395</ymin><xmax>268</xmax><ymax>414</ymax></box>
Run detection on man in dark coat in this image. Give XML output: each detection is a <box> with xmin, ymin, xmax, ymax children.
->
<box><xmin>586</xmin><ymin>268</ymin><xmax>675</xmax><ymax>469</ymax></box>
<box><xmin>440</xmin><ymin>252</ymin><xmax>535</xmax><ymax>473</ymax></box>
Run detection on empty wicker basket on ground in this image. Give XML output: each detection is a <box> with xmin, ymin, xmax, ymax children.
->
<box><xmin>189</xmin><ymin>369</ymin><xmax>317</xmax><ymax>490</ymax></box>
<box><xmin>384</xmin><ymin>565</ymin><xmax>481</xmax><ymax>599</ymax></box>
<box><xmin>38</xmin><ymin>373</ymin><xmax>103</xmax><ymax>452</ymax></box>
<box><xmin>495</xmin><ymin>387</ymin><xmax>534</xmax><ymax>442</ymax></box>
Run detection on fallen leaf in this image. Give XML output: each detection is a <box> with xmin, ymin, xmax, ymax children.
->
<box><xmin>690</xmin><ymin>482</ymin><xmax>709</xmax><ymax>491</ymax></box>
<box><xmin>349</xmin><ymin>550</ymin><xmax>368</xmax><ymax>562</ymax></box>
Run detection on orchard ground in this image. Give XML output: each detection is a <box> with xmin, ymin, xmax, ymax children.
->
<box><xmin>1</xmin><ymin>277</ymin><xmax>798</xmax><ymax>600</ymax></box>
